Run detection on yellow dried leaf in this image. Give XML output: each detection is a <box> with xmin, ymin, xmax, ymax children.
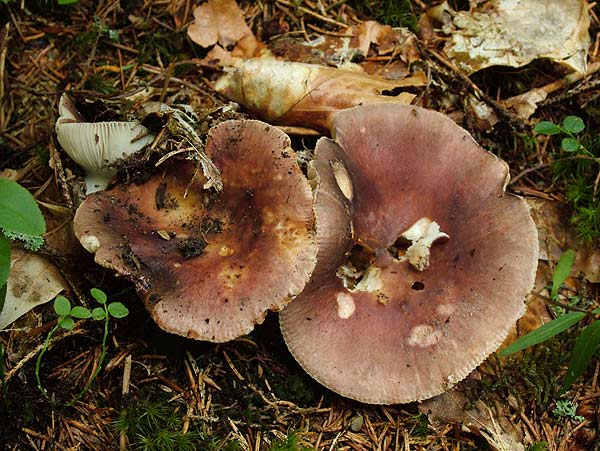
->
<box><xmin>215</xmin><ymin>59</ymin><xmax>425</xmax><ymax>133</ymax></box>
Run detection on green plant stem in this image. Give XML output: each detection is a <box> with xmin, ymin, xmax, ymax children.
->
<box><xmin>66</xmin><ymin>304</ymin><xmax>110</xmax><ymax>406</ymax></box>
<box><xmin>35</xmin><ymin>323</ymin><xmax>60</xmax><ymax>402</ymax></box>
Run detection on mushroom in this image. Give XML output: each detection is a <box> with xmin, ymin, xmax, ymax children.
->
<box><xmin>73</xmin><ymin>120</ymin><xmax>317</xmax><ymax>342</ymax></box>
<box><xmin>55</xmin><ymin>94</ymin><xmax>155</xmax><ymax>193</ymax></box>
<box><xmin>280</xmin><ymin>104</ymin><xmax>538</xmax><ymax>404</ymax></box>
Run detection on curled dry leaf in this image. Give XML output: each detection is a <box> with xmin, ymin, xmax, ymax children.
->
<box><xmin>0</xmin><ymin>249</ymin><xmax>68</xmax><ymax>330</ymax></box>
<box><xmin>215</xmin><ymin>59</ymin><xmax>424</xmax><ymax>134</ymax></box>
<box><xmin>420</xmin><ymin>387</ymin><xmax>529</xmax><ymax>451</ymax></box>
<box><xmin>435</xmin><ymin>0</ymin><xmax>590</xmax><ymax>74</ymax></box>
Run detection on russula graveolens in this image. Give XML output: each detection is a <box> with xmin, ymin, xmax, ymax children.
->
<box><xmin>73</xmin><ymin>120</ymin><xmax>317</xmax><ymax>342</ymax></box>
<box><xmin>55</xmin><ymin>94</ymin><xmax>155</xmax><ymax>193</ymax></box>
<box><xmin>280</xmin><ymin>104</ymin><xmax>539</xmax><ymax>404</ymax></box>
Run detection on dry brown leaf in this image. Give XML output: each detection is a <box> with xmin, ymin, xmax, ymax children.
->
<box><xmin>215</xmin><ymin>59</ymin><xmax>424</xmax><ymax>133</ymax></box>
<box><xmin>187</xmin><ymin>0</ymin><xmax>253</xmax><ymax>49</ymax></box>
<box><xmin>434</xmin><ymin>0</ymin><xmax>590</xmax><ymax>74</ymax></box>
<box><xmin>420</xmin><ymin>388</ymin><xmax>529</xmax><ymax>451</ymax></box>
<box><xmin>352</xmin><ymin>20</ymin><xmax>420</xmax><ymax>62</ymax></box>
<box><xmin>503</xmin><ymin>62</ymin><xmax>600</xmax><ymax>120</ymax></box>
<box><xmin>0</xmin><ymin>248</ymin><xmax>68</xmax><ymax>330</ymax></box>
<box><xmin>527</xmin><ymin>199</ymin><xmax>600</xmax><ymax>283</ymax></box>
<box><xmin>354</xmin><ymin>20</ymin><xmax>399</xmax><ymax>56</ymax></box>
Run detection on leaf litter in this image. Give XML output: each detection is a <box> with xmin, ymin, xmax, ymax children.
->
<box><xmin>0</xmin><ymin>0</ymin><xmax>599</xmax><ymax>450</ymax></box>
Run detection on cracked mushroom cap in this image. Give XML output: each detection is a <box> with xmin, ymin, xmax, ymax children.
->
<box><xmin>280</xmin><ymin>104</ymin><xmax>539</xmax><ymax>404</ymax></box>
<box><xmin>74</xmin><ymin>120</ymin><xmax>317</xmax><ymax>342</ymax></box>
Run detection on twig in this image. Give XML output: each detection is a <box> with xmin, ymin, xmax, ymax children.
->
<box><xmin>529</xmin><ymin>290</ymin><xmax>591</xmax><ymax>315</ymax></box>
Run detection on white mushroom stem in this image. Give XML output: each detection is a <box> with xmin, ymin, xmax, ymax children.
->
<box><xmin>400</xmin><ymin>218</ymin><xmax>449</xmax><ymax>271</ymax></box>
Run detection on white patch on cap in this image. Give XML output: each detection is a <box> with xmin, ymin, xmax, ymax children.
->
<box><xmin>407</xmin><ymin>324</ymin><xmax>442</xmax><ymax>347</ymax></box>
<box><xmin>80</xmin><ymin>234</ymin><xmax>100</xmax><ymax>253</ymax></box>
<box><xmin>436</xmin><ymin>303</ymin><xmax>456</xmax><ymax>317</ymax></box>
<box><xmin>336</xmin><ymin>292</ymin><xmax>356</xmax><ymax>319</ymax></box>
<box><xmin>331</xmin><ymin>160</ymin><xmax>353</xmax><ymax>200</ymax></box>
<box><xmin>400</xmin><ymin>218</ymin><xmax>449</xmax><ymax>271</ymax></box>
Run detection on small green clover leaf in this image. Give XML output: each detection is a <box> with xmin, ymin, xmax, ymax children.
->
<box><xmin>561</xmin><ymin>137</ymin><xmax>580</xmax><ymax>152</ymax></box>
<box><xmin>562</xmin><ymin>116</ymin><xmax>585</xmax><ymax>134</ymax></box>
<box><xmin>107</xmin><ymin>302</ymin><xmax>129</xmax><ymax>318</ymax></box>
<box><xmin>58</xmin><ymin>316</ymin><xmax>75</xmax><ymax>331</ymax></box>
<box><xmin>534</xmin><ymin>121</ymin><xmax>561</xmax><ymax>135</ymax></box>
<box><xmin>54</xmin><ymin>296</ymin><xmax>71</xmax><ymax>317</ymax></box>
<box><xmin>71</xmin><ymin>306</ymin><xmax>92</xmax><ymax>319</ymax></box>
<box><xmin>92</xmin><ymin>307</ymin><xmax>106</xmax><ymax>320</ymax></box>
<box><xmin>91</xmin><ymin>288</ymin><xmax>107</xmax><ymax>304</ymax></box>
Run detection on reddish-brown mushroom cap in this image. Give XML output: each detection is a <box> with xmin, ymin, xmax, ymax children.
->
<box><xmin>280</xmin><ymin>104</ymin><xmax>538</xmax><ymax>404</ymax></box>
<box><xmin>74</xmin><ymin>120</ymin><xmax>317</xmax><ymax>342</ymax></box>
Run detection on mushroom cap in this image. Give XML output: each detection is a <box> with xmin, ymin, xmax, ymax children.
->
<box><xmin>55</xmin><ymin>94</ymin><xmax>155</xmax><ymax>193</ymax></box>
<box><xmin>280</xmin><ymin>104</ymin><xmax>538</xmax><ymax>404</ymax></box>
<box><xmin>74</xmin><ymin>120</ymin><xmax>317</xmax><ymax>342</ymax></box>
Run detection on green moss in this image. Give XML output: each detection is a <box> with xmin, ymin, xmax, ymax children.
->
<box><xmin>349</xmin><ymin>0</ymin><xmax>418</xmax><ymax>32</ymax></box>
<box><xmin>269</xmin><ymin>431</ymin><xmax>312</xmax><ymax>451</ymax></box>
<box><xmin>114</xmin><ymin>393</ymin><xmax>202</xmax><ymax>451</ymax></box>
<box><xmin>272</xmin><ymin>373</ymin><xmax>319</xmax><ymax>407</ymax></box>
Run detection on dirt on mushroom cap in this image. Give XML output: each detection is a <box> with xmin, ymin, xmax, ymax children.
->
<box><xmin>74</xmin><ymin>120</ymin><xmax>318</xmax><ymax>342</ymax></box>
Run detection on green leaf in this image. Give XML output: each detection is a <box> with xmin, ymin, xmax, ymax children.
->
<box><xmin>561</xmin><ymin>137</ymin><xmax>581</xmax><ymax>152</ymax></box>
<box><xmin>71</xmin><ymin>306</ymin><xmax>92</xmax><ymax>319</ymax></box>
<box><xmin>551</xmin><ymin>249</ymin><xmax>575</xmax><ymax>299</ymax></box>
<box><xmin>91</xmin><ymin>307</ymin><xmax>106</xmax><ymax>320</ymax></box>
<box><xmin>534</xmin><ymin>121</ymin><xmax>561</xmax><ymax>135</ymax></box>
<box><xmin>107</xmin><ymin>302</ymin><xmax>129</xmax><ymax>318</ymax></box>
<box><xmin>0</xmin><ymin>235</ymin><xmax>10</xmax><ymax>289</ymax></box>
<box><xmin>498</xmin><ymin>311</ymin><xmax>586</xmax><ymax>356</ymax></box>
<box><xmin>90</xmin><ymin>288</ymin><xmax>107</xmax><ymax>304</ymax></box>
<box><xmin>54</xmin><ymin>296</ymin><xmax>71</xmax><ymax>317</ymax></box>
<box><xmin>58</xmin><ymin>0</ymin><xmax>79</xmax><ymax>4</ymax></box>
<box><xmin>0</xmin><ymin>283</ymin><xmax>6</xmax><ymax>316</ymax></box>
<box><xmin>58</xmin><ymin>316</ymin><xmax>75</xmax><ymax>330</ymax></box>
<box><xmin>562</xmin><ymin>320</ymin><xmax>600</xmax><ymax>392</ymax></box>
<box><xmin>0</xmin><ymin>179</ymin><xmax>45</xmax><ymax>236</ymax></box>
<box><xmin>562</xmin><ymin>116</ymin><xmax>585</xmax><ymax>134</ymax></box>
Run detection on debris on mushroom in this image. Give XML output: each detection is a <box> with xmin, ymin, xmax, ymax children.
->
<box><xmin>398</xmin><ymin>218</ymin><xmax>449</xmax><ymax>271</ymax></box>
<box><xmin>215</xmin><ymin>58</ymin><xmax>425</xmax><ymax>134</ymax></box>
<box><xmin>73</xmin><ymin>120</ymin><xmax>317</xmax><ymax>342</ymax></box>
<box><xmin>55</xmin><ymin>94</ymin><xmax>155</xmax><ymax>194</ymax></box>
<box><xmin>280</xmin><ymin>104</ymin><xmax>538</xmax><ymax>404</ymax></box>
<box><xmin>139</xmin><ymin>102</ymin><xmax>223</xmax><ymax>191</ymax></box>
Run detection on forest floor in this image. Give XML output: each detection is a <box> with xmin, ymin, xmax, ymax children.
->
<box><xmin>0</xmin><ymin>1</ymin><xmax>599</xmax><ymax>450</ymax></box>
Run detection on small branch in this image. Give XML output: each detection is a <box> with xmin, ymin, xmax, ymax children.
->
<box><xmin>529</xmin><ymin>290</ymin><xmax>591</xmax><ymax>315</ymax></box>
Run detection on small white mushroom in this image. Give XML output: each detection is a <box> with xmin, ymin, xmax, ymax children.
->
<box><xmin>55</xmin><ymin>94</ymin><xmax>155</xmax><ymax>193</ymax></box>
